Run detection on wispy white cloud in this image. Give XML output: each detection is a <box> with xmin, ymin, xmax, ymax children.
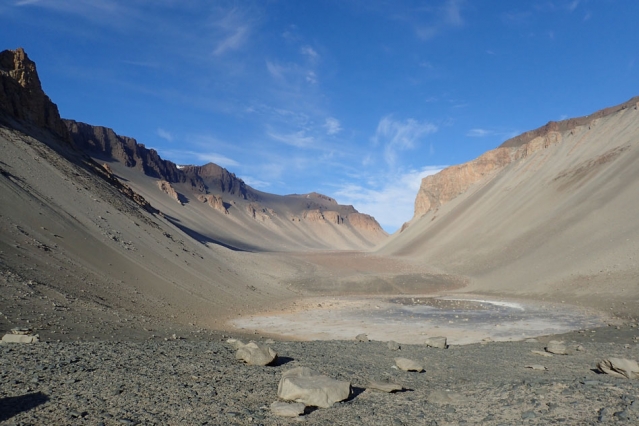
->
<box><xmin>324</xmin><ymin>117</ymin><xmax>342</xmax><ymax>135</ymax></box>
<box><xmin>306</xmin><ymin>70</ymin><xmax>317</xmax><ymax>84</ymax></box>
<box><xmin>212</xmin><ymin>8</ymin><xmax>252</xmax><ymax>56</ymax></box>
<box><xmin>195</xmin><ymin>152</ymin><xmax>239</xmax><ymax>167</ymax></box>
<box><xmin>372</xmin><ymin>116</ymin><xmax>438</xmax><ymax>166</ymax></box>
<box><xmin>333</xmin><ymin>166</ymin><xmax>445</xmax><ymax>232</ymax></box>
<box><xmin>268</xmin><ymin>130</ymin><xmax>315</xmax><ymax>148</ymax></box>
<box><xmin>266</xmin><ymin>60</ymin><xmax>286</xmax><ymax>79</ymax></box>
<box><xmin>241</xmin><ymin>176</ymin><xmax>271</xmax><ymax>189</ymax></box>
<box><xmin>156</xmin><ymin>128</ymin><xmax>173</xmax><ymax>142</ymax></box>
<box><xmin>300</xmin><ymin>45</ymin><xmax>319</xmax><ymax>60</ymax></box>
<box><xmin>467</xmin><ymin>127</ymin><xmax>520</xmax><ymax>140</ymax></box>
<box><xmin>466</xmin><ymin>128</ymin><xmax>493</xmax><ymax>137</ymax></box>
<box><xmin>415</xmin><ymin>0</ymin><xmax>465</xmax><ymax>41</ymax></box>
<box><xmin>566</xmin><ymin>0</ymin><xmax>580</xmax><ymax>12</ymax></box>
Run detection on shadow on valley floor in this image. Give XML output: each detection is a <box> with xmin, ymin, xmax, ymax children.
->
<box><xmin>0</xmin><ymin>392</ymin><xmax>49</xmax><ymax>422</ymax></box>
<box><xmin>162</xmin><ymin>213</ymin><xmax>258</xmax><ymax>252</ymax></box>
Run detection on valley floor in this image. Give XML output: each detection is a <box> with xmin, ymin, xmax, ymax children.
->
<box><xmin>1</xmin><ymin>326</ymin><xmax>639</xmax><ymax>425</ymax></box>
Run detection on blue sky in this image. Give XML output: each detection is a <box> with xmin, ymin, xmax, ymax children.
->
<box><xmin>2</xmin><ymin>1</ymin><xmax>638</xmax><ymax>232</ymax></box>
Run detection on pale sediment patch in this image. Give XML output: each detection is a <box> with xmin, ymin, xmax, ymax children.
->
<box><xmin>230</xmin><ymin>295</ymin><xmax>610</xmax><ymax>345</ymax></box>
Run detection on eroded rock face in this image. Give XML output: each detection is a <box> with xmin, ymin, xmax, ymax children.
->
<box><xmin>414</xmin><ymin>147</ymin><xmax>513</xmax><ymax>217</ymax></box>
<box><xmin>413</xmin><ymin>95</ymin><xmax>639</xmax><ymax>219</ymax></box>
<box><xmin>157</xmin><ymin>180</ymin><xmax>182</xmax><ymax>205</ymax></box>
<box><xmin>303</xmin><ymin>209</ymin><xmax>325</xmax><ymax>222</ymax></box>
<box><xmin>197</xmin><ymin>194</ymin><xmax>228</xmax><ymax>214</ymax></box>
<box><xmin>322</xmin><ymin>210</ymin><xmax>343</xmax><ymax>224</ymax></box>
<box><xmin>347</xmin><ymin>213</ymin><xmax>385</xmax><ymax>234</ymax></box>
<box><xmin>0</xmin><ymin>48</ymin><xmax>69</xmax><ymax>141</ymax></box>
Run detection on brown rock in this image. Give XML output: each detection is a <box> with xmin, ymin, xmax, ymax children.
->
<box><xmin>347</xmin><ymin>212</ymin><xmax>385</xmax><ymax>234</ymax></box>
<box><xmin>412</xmin><ymin>94</ymin><xmax>639</xmax><ymax>219</ymax></box>
<box><xmin>197</xmin><ymin>194</ymin><xmax>228</xmax><ymax>214</ymax></box>
<box><xmin>157</xmin><ymin>180</ymin><xmax>182</xmax><ymax>205</ymax></box>
<box><xmin>322</xmin><ymin>210</ymin><xmax>343</xmax><ymax>224</ymax></box>
<box><xmin>0</xmin><ymin>48</ymin><xmax>70</xmax><ymax>141</ymax></box>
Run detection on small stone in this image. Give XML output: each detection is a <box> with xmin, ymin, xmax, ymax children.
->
<box><xmin>368</xmin><ymin>381</ymin><xmax>403</xmax><ymax>393</ymax></box>
<box><xmin>387</xmin><ymin>340</ymin><xmax>400</xmax><ymax>351</ymax></box>
<box><xmin>525</xmin><ymin>365</ymin><xmax>546</xmax><ymax>371</ymax></box>
<box><xmin>521</xmin><ymin>411</ymin><xmax>536</xmax><ymax>419</ymax></box>
<box><xmin>270</xmin><ymin>401</ymin><xmax>305</xmax><ymax>417</ymax></box>
<box><xmin>394</xmin><ymin>358</ymin><xmax>424</xmax><ymax>372</ymax></box>
<box><xmin>355</xmin><ymin>333</ymin><xmax>369</xmax><ymax>342</ymax></box>
<box><xmin>545</xmin><ymin>340</ymin><xmax>567</xmax><ymax>355</ymax></box>
<box><xmin>424</xmin><ymin>336</ymin><xmax>447</xmax><ymax>349</ymax></box>
<box><xmin>235</xmin><ymin>342</ymin><xmax>277</xmax><ymax>366</ymax></box>
<box><xmin>576</xmin><ymin>345</ymin><xmax>585</xmax><ymax>351</ymax></box>
<box><xmin>531</xmin><ymin>350</ymin><xmax>552</xmax><ymax>357</ymax></box>
<box><xmin>614</xmin><ymin>410</ymin><xmax>629</xmax><ymax>420</ymax></box>
<box><xmin>598</xmin><ymin>407</ymin><xmax>609</xmax><ymax>422</ymax></box>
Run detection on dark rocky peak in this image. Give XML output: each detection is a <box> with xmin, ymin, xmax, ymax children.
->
<box><xmin>0</xmin><ymin>47</ymin><xmax>69</xmax><ymax>141</ymax></box>
<box><xmin>180</xmin><ymin>163</ymin><xmax>256</xmax><ymax>201</ymax></box>
<box><xmin>65</xmin><ymin>120</ymin><xmax>182</xmax><ymax>182</ymax></box>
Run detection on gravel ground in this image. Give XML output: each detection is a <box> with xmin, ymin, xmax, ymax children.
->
<box><xmin>1</xmin><ymin>326</ymin><xmax>639</xmax><ymax>425</ymax></box>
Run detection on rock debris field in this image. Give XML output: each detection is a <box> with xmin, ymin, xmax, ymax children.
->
<box><xmin>2</xmin><ymin>325</ymin><xmax>639</xmax><ymax>425</ymax></box>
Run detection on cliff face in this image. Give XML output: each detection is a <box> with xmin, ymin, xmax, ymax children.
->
<box><xmin>64</xmin><ymin>119</ymin><xmax>258</xmax><ymax>201</ymax></box>
<box><xmin>180</xmin><ymin>163</ymin><xmax>255</xmax><ymax>201</ymax></box>
<box><xmin>412</xmin><ymin>96</ymin><xmax>639</xmax><ymax>219</ymax></box>
<box><xmin>65</xmin><ymin>120</ymin><xmax>182</xmax><ymax>182</ymax></box>
<box><xmin>0</xmin><ymin>48</ymin><xmax>69</xmax><ymax>141</ymax></box>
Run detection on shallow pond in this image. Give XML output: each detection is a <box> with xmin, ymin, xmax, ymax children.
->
<box><xmin>231</xmin><ymin>296</ymin><xmax>609</xmax><ymax>345</ymax></box>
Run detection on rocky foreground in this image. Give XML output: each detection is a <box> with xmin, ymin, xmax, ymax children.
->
<box><xmin>1</xmin><ymin>326</ymin><xmax>639</xmax><ymax>425</ymax></box>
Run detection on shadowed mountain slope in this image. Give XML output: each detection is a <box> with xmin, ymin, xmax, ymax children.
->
<box><xmin>64</xmin><ymin>120</ymin><xmax>387</xmax><ymax>252</ymax></box>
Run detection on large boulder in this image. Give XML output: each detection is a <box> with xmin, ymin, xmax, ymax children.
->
<box><xmin>235</xmin><ymin>342</ymin><xmax>277</xmax><ymax>366</ymax></box>
<box><xmin>277</xmin><ymin>367</ymin><xmax>351</xmax><ymax>408</ymax></box>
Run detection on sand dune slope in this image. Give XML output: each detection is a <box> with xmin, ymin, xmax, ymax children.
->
<box><xmin>381</xmin><ymin>100</ymin><xmax>639</xmax><ymax>316</ymax></box>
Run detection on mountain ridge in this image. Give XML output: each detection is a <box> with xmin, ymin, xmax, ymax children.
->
<box><xmin>409</xmin><ymin>95</ymin><xmax>639</xmax><ymax>224</ymax></box>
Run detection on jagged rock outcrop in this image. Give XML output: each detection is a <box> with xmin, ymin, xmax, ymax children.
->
<box><xmin>197</xmin><ymin>194</ymin><xmax>228</xmax><ymax>214</ymax></box>
<box><xmin>157</xmin><ymin>180</ymin><xmax>182</xmax><ymax>205</ymax></box>
<box><xmin>0</xmin><ymin>48</ymin><xmax>69</xmax><ymax>141</ymax></box>
<box><xmin>65</xmin><ymin>120</ymin><xmax>183</xmax><ymax>182</ymax></box>
<box><xmin>303</xmin><ymin>209</ymin><xmax>325</xmax><ymax>222</ymax></box>
<box><xmin>323</xmin><ymin>210</ymin><xmax>343</xmax><ymax>224</ymax></box>
<box><xmin>305</xmin><ymin>192</ymin><xmax>338</xmax><ymax>205</ymax></box>
<box><xmin>65</xmin><ymin>120</ymin><xmax>258</xmax><ymax>202</ymax></box>
<box><xmin>181</xmin><ymin>163</ymin><xmax>254</xmax><ymax>201</ymax></box>
<box><xmin>246</xmin><ymin>203</ymin><xmax>272</xmax><ymax>221</ymax></box>
<box><xmin>413</xmin><ymin>96</ymin><xmax>639</xmax><ymax>218</ymax></box>
<box><xmin>347</xmin><ymin>213</ymin><xmax>385</xmax><ymax>234</ymax></box>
